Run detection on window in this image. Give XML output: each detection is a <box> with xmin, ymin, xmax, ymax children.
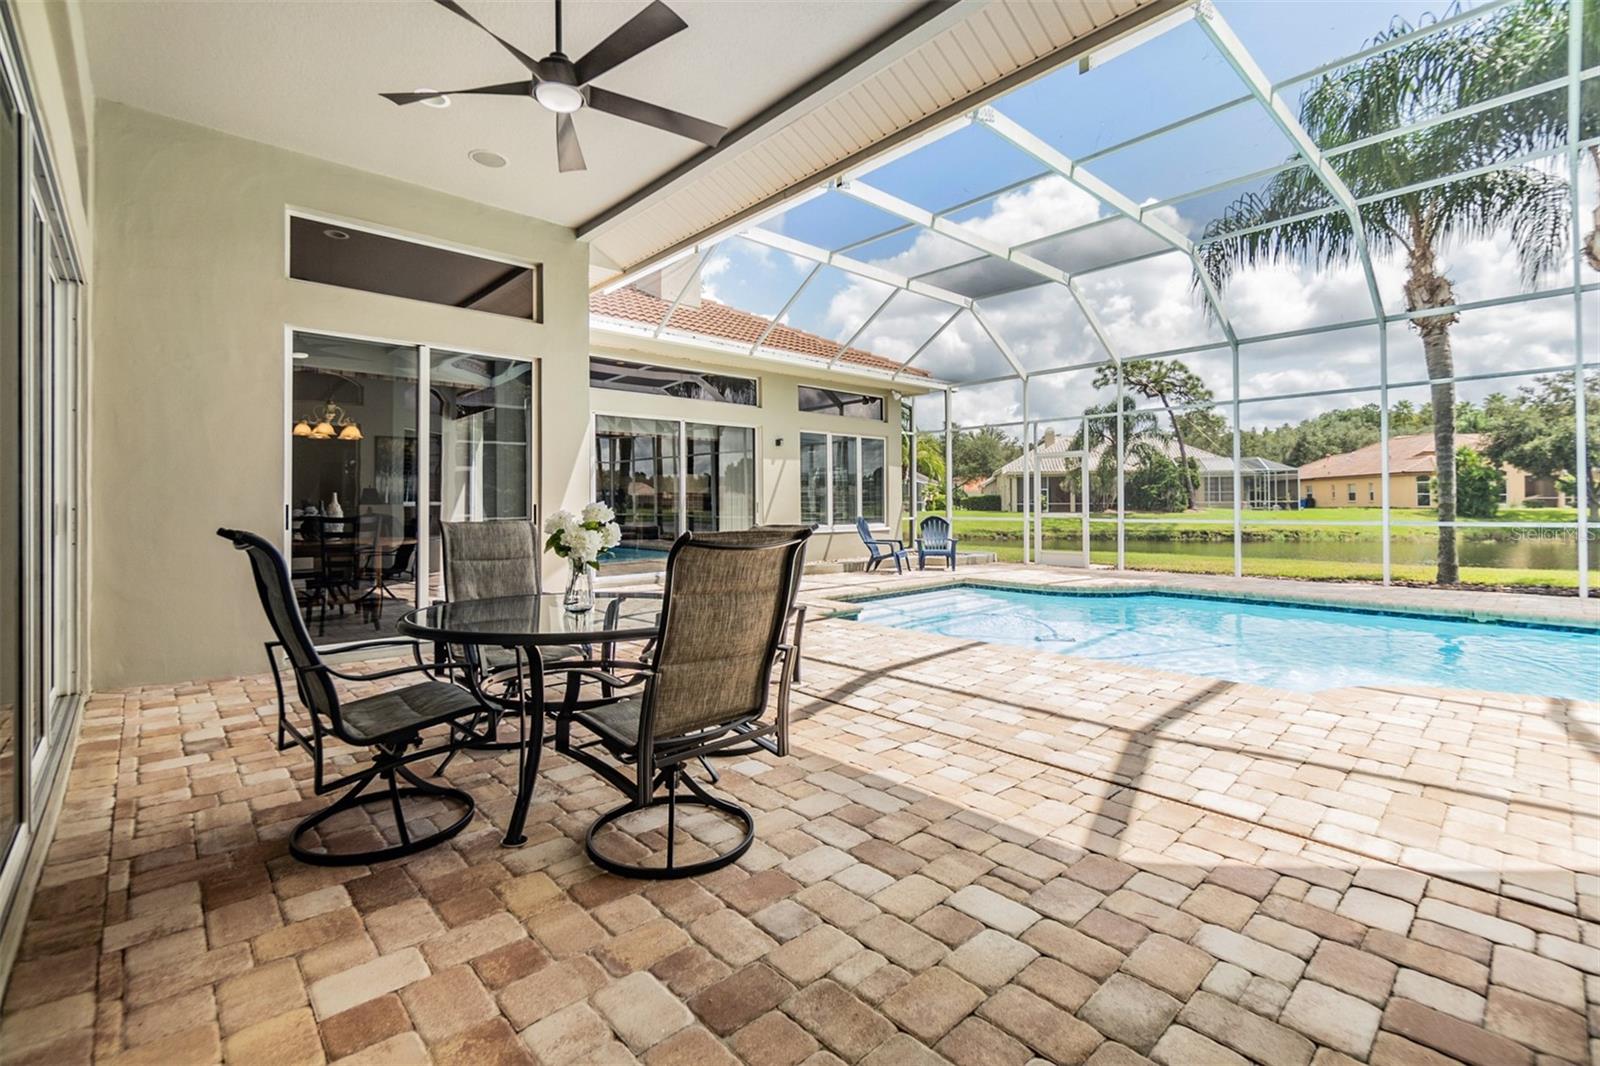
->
<box><xmin>1416</xmin><ymin>476</ymin><xmax>1431</xmax><ymax>507</ymax></box>
<box><xmin>589</xmin><ymin>357</ymin><xmax>756</xmax><ymax>406</ymax></box>
<box><xmin>1367</xmin><ymin>481</ymin><xmax>1374</xmax><ymax>501</ymax></box>
<box><xmin>800</xmin><ymin>431</ymin><xmax>886</xmax><ymax>526</ymax></box>
<box><xmin>1347</xmin><ymin>483</ymin><xmax>1356</xmax><ymax>502</ymax></box>
<box><xmin>595</xmin><ymin>415</ymin><xmax>755</xmax><ymax>554</ymax></box>
<box><xmin>288</xmin><ymin>215</ymin><xmax>539</xmax><ymax>321</ymax></box>
<box><xmin>798</xmin><ymin>386</ymin><xmax>885</xmax><ymax>421</ymax></box>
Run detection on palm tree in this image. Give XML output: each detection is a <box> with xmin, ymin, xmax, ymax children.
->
<box><xmin>1197</xmin><ymin>0</ymin><xmax>1573</xmax><ymax>582</ymax></box>
<box><xmin>1092</xmin><ymin>359</ymin><xmax>1216</xmax><ymax>510</ymax></box>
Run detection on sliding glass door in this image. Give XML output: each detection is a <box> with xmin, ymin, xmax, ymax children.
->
<box><xmin>289</xmin><ymin>333</ymin><xmax>420</xmax><ymax>642</ymax></box>
<box><xmin>0</xmin><ymin>69</ymin><xmax>19</xmax><ymax>865</ymax></box>
<box><xmin>288</xmin><ymin>331</ymin><xmax>536</xmax><ymax>635</ymax></box>
<box><xmin>427</xmin><ymin>350</ymin><xmax>533</xmax><ymax>597</ymax></box>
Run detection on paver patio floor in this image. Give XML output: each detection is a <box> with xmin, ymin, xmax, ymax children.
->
<box><xmin>3</xmin><ymin>566</ymin><xmax>1596</xmax><ymax>1065</ymax></box>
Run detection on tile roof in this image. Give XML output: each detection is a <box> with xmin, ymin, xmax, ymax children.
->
<box><xmin>589</xmin><ymin>287</ymin><xmax>927</xmax><ymax>378</ymax></box>
<box><xmin>1298</xmin><ymin>432</ymin><xmax>1485</xmax><ymax>479</ymax></box>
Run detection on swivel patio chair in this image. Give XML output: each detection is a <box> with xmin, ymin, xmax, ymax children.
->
<box><xmin>440</xmin><ymin>517</ymin><xmax>590</xmax><ymax>741</ymax></box>
<box><xmin>855</xmin><ymin>516</ymin><xmax>910</xmax><ymax>574</ymax></box>
<box><xmin>916</xmin><ymin>515</ymin><xmax>959</xmax><ymax>571</ymax></box>
<box><xmin>554</xmin><ymin>528</ymin><xmax>810</xmax><ymax>879</ymax></box>
<box><xmin>693</xmin><ymin>525</ymin><xmax>810</xmax><ymax>682</ymax></box>
<box><xmin>218</xmin><ymin>528</ymin><xmax>487</xmax><ymax>866</ymax></box>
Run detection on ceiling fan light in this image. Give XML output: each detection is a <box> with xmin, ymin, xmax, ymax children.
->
<box><xmin>534</xmin><ymin>81</ymin><xmax>584</xmax><ymax>114</ymax></box>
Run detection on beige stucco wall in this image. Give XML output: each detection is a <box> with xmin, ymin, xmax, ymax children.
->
<box><xmin>1302</xmin><ymin>468</ymin><xmax>1531</xmax><ymax>509</ymax></box>
<box><xmin>591</xmin><ymin>333</ymin><xmax>925</xmax><ymax>562</ymax></box>
<box><xmin>91</xmin><ymin>102</ymin><xmax>591</xmax><ymax>688</ymax></box>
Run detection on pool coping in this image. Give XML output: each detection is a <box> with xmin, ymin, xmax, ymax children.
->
<box><xmin>815</xmin><ymin>574</ymin><xmax>1600</xmax><ymax>634</ymax></box>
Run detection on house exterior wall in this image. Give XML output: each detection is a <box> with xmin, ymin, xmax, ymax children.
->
<box><xmin>91</xmin><ymin>103</ymin><xmax>591</xmax><ymax>688</ymax></box>
<box><xmin>1301</xmin><ymin>468</ymin><xmax>1534</xmax><ymax>509</ymax></box>
<box><xmin>590</xmin><ymin>336</ymin><xmax>923</xmax><ymax>562</ymax></box>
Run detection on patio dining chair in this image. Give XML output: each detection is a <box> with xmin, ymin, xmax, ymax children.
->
<box><xmin>855</xmin><ymin>515</ymin><xmax>910</xmax><ymax>574</ymax></box>
<box><xmin>916</xmin><ymin>514</ymin><xmax>958</xmax><ymax>571</ymax></box>
<box><xmin>218</xmin><ymin>528</ymin><xmax>487</xmax><ymax>866</ymax></box>
<box><xmin>692</xmin><ymin>525</ymin><xmax>810</xmax><ymax>682</ymax></box>
<box><xmin>440</xmin><ymin>517</ymin><xmax>590</xmax><ymax>737</ymax></box>
<box><xmin>554</xmin><ymin>528</ymin><xmax>810</xmax><ymax>879</ymax></box>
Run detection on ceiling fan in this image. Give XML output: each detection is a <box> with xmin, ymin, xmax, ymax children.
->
<box><xmin>382</xmin><ymin>0</ymin><xmax>727</xmax><ymax>173</ymax></box>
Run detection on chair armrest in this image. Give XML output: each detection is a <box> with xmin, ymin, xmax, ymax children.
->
<box><xmin>869</xmin><ymin>537</ymin><xmax>906</xmax><ymax>551</ymax></box>
<box><xmin>318</xmin><ymin>660</ymin><xmax>466</xmax><ymax>683</ymax></box>
<box><xmin>313</xmin><ymin>636</ymin><xmax>424</xmax><ymax>657</ymax></box>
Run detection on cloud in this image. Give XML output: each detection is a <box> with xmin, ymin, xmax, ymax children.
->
<box><xmin>827</xmin><ymin>162</ymin><xmax>1580</xmax><ymax>433</ymax></box>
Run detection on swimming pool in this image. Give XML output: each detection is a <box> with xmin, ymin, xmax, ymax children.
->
<box><xmin>849</xmin><ymin>584</ymin><xmax>1600</xmax><ymax>699</ymax></box>
<box><xmin>600</xmin><ymin>545</ymin><xmax>669</xmax><ymax>564</ymax></box>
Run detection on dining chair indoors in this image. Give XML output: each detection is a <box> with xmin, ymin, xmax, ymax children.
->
<box><xmin>554</xmin><ymin>528</ymin><xmax>810</xmax><ymax>879</ymax></box>
<box><xmin>219</xmin><ymin>527</ymin><xmax>489</xmax><ymax>866</ymax></box>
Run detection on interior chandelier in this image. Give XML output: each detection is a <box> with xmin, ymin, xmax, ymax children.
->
<box><xmin>291</xmin><ymin>400</ymin><xmax>362</xmax><ymax>442</ymax></box>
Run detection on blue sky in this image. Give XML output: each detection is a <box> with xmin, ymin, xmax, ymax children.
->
<box><xmin>665</xmin><ymin>0</ymin><xmax>1594</xmax><ymax>430</ymax></box>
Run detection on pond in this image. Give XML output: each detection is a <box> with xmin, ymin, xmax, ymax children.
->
<box><xmin>954</xmin><ymin>530</ymin><xmax>1593</xmax><ymax>582</ymax></box>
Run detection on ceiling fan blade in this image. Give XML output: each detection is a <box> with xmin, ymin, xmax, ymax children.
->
<box><xmin>586</xmin><ymin>85</ymin><xmax>726</xmax><ymax>147</ymax></box>
<box><xmin>572</xmin><ymin>0</ymin><xmax>687</xmax><ymax>85</ymax></box>
<box><xmin>429</xmin><ymin>0</ymin><xmax>542</xmax><ymax>71</ymax></box>
<box><xmin>381</xmin><ymin>81</ymin><xmax>533</xmax><ymax>106</ymax></box>
<box><xmin>556</xmin><ymin>112</ymin><xmax>587</xmax><ymax>172</ymax></box>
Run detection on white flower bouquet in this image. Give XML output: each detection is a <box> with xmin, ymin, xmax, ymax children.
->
<box><xmin>544</xmin><ymin>502</ymin><xmax>621</xmax><ymax>611</ymax></box>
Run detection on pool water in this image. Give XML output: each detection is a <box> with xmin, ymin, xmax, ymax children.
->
<box><xmin>850</xmin><ymin>585</ymin><xmax>1600</xmax><ymax>699</ymax></box>
<box><xmin>599</xmin><ymin>545</ymin><xmax>669</xmax><ymax>564</ymax></box>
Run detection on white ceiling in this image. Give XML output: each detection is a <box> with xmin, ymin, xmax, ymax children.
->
<box><xmin>82</xmin><ymin>0</ymin><xmax>921</xmax><ymax>229</ymax></box>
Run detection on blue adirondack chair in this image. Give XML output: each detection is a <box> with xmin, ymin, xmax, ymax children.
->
<box><xmin>916</xmin><ymin>515</ymin><xmax>958</xmax><ymax>571</ymax></box>
<box><xmin>855</xmin><ymin>516</ymin><xmax>911</xmax><ymax>574</ymax></box>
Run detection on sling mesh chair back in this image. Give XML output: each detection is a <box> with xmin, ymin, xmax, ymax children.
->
<box><xmin>219</xmin><ymin>527</ymin><xmax>487</xmax><ymax>865</ymax></box>
<box><xmin>690</xmin><ymin>525</ymin><xmax>810</xmax><ymax>682</ymax></box>
<box><xmin>556</xmin><ymin>528</ymin><xmax>811</xmax><ymax>878</ymax></box>
<box><xmin>440</xmin><ymin>517</ymin><xmax>590</xmax><ymax>731</ymax></box>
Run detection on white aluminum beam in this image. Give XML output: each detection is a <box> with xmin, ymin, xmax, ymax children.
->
<box><xmin>892</xmin><ymin>307</ymin><xmax>964</xmax><ymax>382</ymax></box>
<box><xmin>1194</xmin><ymin>4</ymin><xmax>1385</xmax><ymax>320</ymax></box>
<box><xmin>970</xmin><ymin>305</ymin><xmax>1030</xmax><ymax>380</ymax></box>
<box><xmin>750</xmin><ymin>263</ymin><xmax>822</xmax><ymax>355</ymax></box>
<box><xmin>977</xmin><ymin>105</ymin><xmax>1240</xmax><ymax>345</ymax></box>
<box><xmin>654</xmin><ymin>247</ymin><xmax>713</xmax><ymax>337</ymax></box>
<box><xmin>837</xmin><ymin>177</ymin><xmax>1120</xmax><ymax>367</ymax></box>
<box><xmin>828</xmin><ymin>289</ymin><xmax>898</xmax><ymax>368</ymax></box>
<box><xmin>741</xmin><ymin>227</ymin><xmax>974</xmax><ymax>309</ymax></box>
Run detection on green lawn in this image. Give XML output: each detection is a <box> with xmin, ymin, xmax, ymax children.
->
<box><xmin>902</xmin><ymin>507</ymin><xmax>1591</xmax><ymax>590</ymax></box>
<box><xmin>919</xmin><ymin>506</ymin><xmax>1582</xmax><ymax>544</ymax></box>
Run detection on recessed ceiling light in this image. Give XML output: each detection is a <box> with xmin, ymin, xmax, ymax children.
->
<box><xmin>292</xmin><ymin>351</ymin><xmax>310</xmax><ymax>360</ymax></box>
<box><xmin>416</xmin><ymin>88</ymin><xmax>451</xmax><ymax>108</ymax></box>
<box><xmin>469</xmin><ymin>149</ymin><xmax>508</xmax><ymax>169</ymax></box>
<box><xmin>322</xmin><ymin>228</ymin><xmax>350</xmax><ymax>240</ymax></box>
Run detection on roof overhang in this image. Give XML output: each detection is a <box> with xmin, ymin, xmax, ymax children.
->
<box><xmin>591</xmin><ymin>316</ymin><xmax>948</xmax><ymax>393</ymax></box>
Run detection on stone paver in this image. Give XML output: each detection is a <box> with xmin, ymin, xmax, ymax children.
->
<box><xmin>1</xmin><ymin>564</ymin><xmax>1593</xmax><ymax>1066</ymax></box>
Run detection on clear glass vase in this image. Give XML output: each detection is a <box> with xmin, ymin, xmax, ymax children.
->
<box><xmin>563</xmin><ymin>560</ymin><xmax>594</xmax><ymax>613</ymax></box>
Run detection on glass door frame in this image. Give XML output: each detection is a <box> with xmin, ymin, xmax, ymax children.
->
<box><xmin>590</xmin><ymin>408</ymin><xmax>765</xmax><ymax>540</ymax></box>
<box><xmin>282</xmin><ymin>325</ymin><xmax>541</xmax><ymax>612</ymax></box>
<box><xmin>0</xmin><ymin>0</ymin><xmax>88</xmax><ymax>919</ymax></box>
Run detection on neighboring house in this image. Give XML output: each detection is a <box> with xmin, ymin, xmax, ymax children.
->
<box><xmin>588</xmin><ymin>263</ymin><xmax>933</xmax><ymax>563</ymax></box>
<box><xmin>989</xmin><ymin>430</ymin><xmax>1299</xmax><ymax>512</ymax></box>
<box><xmin>1297</xmin><ymin>432</ymin><xmax>1559</xmax><ymax>508</ymax></box>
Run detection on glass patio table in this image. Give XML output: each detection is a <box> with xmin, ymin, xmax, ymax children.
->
<box><xmin>398</xmin><ymin>591</ymin><xmax>662</xmax><ymax>846</ymax></box>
